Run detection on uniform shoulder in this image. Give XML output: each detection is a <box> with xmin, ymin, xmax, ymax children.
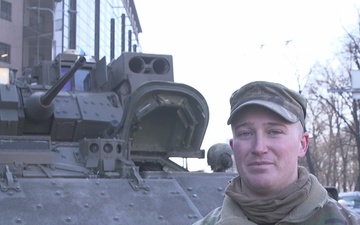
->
<box><xmin>192</xmin><ymin>207</ymin><xmax>222</xmax><ymax>225</ymax></box>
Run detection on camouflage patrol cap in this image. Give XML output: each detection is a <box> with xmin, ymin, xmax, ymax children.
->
<box><xmin>227</xmin><ymin>81</ymin><xmax>307</xmax><ymax>127</ymax></box>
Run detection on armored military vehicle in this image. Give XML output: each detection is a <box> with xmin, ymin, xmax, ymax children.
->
<box><xmin>0</xmin><ymin>50</ymin><xmax>235</xmax><ymax>225</ymax></box>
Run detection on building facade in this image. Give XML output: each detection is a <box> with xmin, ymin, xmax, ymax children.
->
<box><xmin>0</xmin><ymin>0</ymin><xmax>142</xmax><ymax>77</ymax></box>
<box><xmin>0</xmin><ymin>0</ymin><xmax>23</xmax><ymax>77</ymax></box>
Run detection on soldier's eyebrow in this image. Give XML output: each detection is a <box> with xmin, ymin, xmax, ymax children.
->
<box><xmin>233</xmin><ymin>121</ymin><xmax>253</xmax><ymax>131</ymax></box>
<box><xmin>233</xmin><ymin>120</ymin><xmax>288</xmax><ymax>131</ymax></box>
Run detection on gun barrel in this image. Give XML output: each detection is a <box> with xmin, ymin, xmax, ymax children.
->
<box><xmin>40</xmin><ymin>56</ymin><xmax>86</xmax><ymax>106</ymax></box>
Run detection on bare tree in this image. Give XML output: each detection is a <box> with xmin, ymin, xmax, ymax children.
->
<box><xmin>303</xmin><ymin>13</ymin><xmax>360</xmax><ymax>190</ymax></box>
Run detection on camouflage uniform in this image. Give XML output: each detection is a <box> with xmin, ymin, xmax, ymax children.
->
<box><xmin>192</xmin><ymin>174</ymin><xmax>360</xmax><ymax>225</ymax></box>
<box><xmin>193</xmin><ymin>81</ymin><xmax>360</xmax><ymax>225</ymax></box>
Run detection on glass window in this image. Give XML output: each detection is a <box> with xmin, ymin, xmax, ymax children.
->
<box><xmin>61</xmin><ymin>66</ymin><xmax>91</xmax><ymax>91</ymax></box>
<box><xmin>29</xmin><ymin>11</ymin><xmax>46</xmax><ymax>32</ymax></box>
<box><xmin>0</xmin><ymin>0</ymin><xmax>11</xmax><ymax>21</ymax></box>
<box><xmin>0</xmin><ymin>42</ymin><xmax>10</xmax><ymax>63</ymax></box>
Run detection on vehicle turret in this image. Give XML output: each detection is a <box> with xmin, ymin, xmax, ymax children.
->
<box><xmin>24</xmin><ymin>56</ymin><xmax>86</xmax><ymax>121</ymax></box>
<box><xmin>0</xmin><ymin>50</ymin><xmax>237</xmax><ymax>225</ymax></box>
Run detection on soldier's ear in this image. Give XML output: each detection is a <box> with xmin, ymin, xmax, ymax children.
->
<box><xmin>298</xmin><ymin>132</ymin><xmax>309</xmax><ymax>158</ymax></box>
<box><xmin>229</xmin><ymin>139</ymin><xmax>234</xmax><ymax>149</ymax></box>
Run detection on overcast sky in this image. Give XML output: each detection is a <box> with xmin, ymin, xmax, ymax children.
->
<box><xmin>135</xmin><ymin>0</ymin><xmax>359</xmax><ymax>171</ymax></box>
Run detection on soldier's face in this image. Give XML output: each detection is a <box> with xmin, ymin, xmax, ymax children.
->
<box><xmin>230</xmin><ymin>105</ymin><xmax>308</xmax><ymax>198</ymax></box>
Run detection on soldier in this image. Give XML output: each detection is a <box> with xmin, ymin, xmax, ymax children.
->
<box><xmin>193</xmin><ymin>81</ymin><xmax>360</xmax><ymax>225</ymax></box>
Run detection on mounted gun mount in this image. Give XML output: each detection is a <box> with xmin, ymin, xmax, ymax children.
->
<box><xmin>24</xmin><ymin>56</ymin><xmax>87</xmax><ymax>121</ymax></box>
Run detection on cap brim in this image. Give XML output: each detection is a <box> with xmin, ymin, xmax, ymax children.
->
<box><xmin>227</xmin><ymin>100</ymin><xmax>299</xmax><ymax>125</ymax></box>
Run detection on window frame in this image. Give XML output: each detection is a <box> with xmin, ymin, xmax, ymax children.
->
<box><xmin>0</xmin><ymin>42</ymin><xmax>10</xmax><ymax>63</ymax></box>
<box><xmin>0</xmin><ymin>0</ymin><xmax>11</xmax><ymax>21</ymax></box>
